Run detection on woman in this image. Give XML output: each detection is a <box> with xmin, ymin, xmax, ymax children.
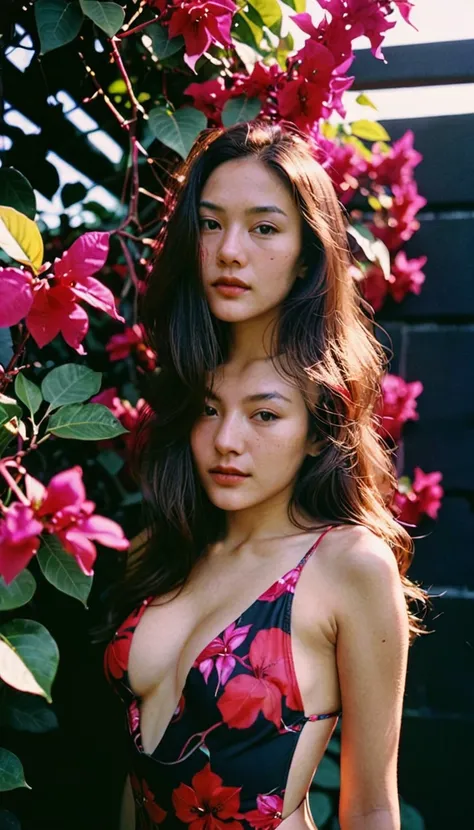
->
<box><xmin>104</xmin><ymin>122</ymin><xmax>424</xmax><ymax>829</ymax></box>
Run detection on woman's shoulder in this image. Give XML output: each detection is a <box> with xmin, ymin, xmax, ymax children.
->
<box><xmin>317</xmin><ymin>524</ymin><xmax>402</xmax><ymax>599</ymax></box>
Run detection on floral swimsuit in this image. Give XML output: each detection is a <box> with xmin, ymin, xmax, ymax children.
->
<box><xmin>104</xmin><ymin>527</ymin><xmax>341</xmax><ymax>829</ymax></box>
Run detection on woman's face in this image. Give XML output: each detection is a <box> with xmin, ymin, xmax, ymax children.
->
<box><xmin>191</xmin><ymin>358</ymin><xmax>314</xmax><ymax>514</ymax></box>
<box><xmin>199</xmin><ymin>158</ymin><xmax>303</xmax><ymax>324</ymax></box>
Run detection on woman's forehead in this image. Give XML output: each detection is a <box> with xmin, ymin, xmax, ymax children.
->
<box><xmin>209</xmin><ymin>358</ymin><xmax>301</xmax><ymax>402</ymax></box>
<box><xmin>201</xmin><ymin>158</ymin><xmax>293</xmax><ymax>210</ymax></box>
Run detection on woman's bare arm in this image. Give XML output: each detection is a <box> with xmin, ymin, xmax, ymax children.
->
<box><xmin>119</xmin><ymin>775</ymin><xmax>135</xmax><ymax>830</ymax></box>
<box><xmin>334</xmin><ymin>531</ymin><xmax>409</xmax><ymax>830</ymax></box>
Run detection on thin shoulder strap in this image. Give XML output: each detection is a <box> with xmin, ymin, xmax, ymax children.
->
<box><xmin>299</xmin><ymin>525</ymin><xmax>335</xmax><ymax>569</ymax></box>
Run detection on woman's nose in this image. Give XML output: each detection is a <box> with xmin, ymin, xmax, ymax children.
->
<box><xmin>217</xmin><ymin>227</ymin><xmax>246</xmax><ymax>267</ymax></box>
<box><xmin>214</xmin><ymin>414</ymin><xmax>245</xmax><ymax>456</ymax></box>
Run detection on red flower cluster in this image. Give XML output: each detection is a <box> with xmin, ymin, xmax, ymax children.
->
<box><xmin>106</xmin><ymin>323</ymin><xmax>157</xmax><ymax>372</ymax></box>
<box><xmin>362</xmin><ymin>249</ymin><xmax>427</xmax><ymax>311</ymax></box>
<box><xmin>377</xmin><ymin>373</ymin><xmax>423</xmax><ymax>442</ymax></box>
<box><xmin>0</xmin><ymin>466</ymin><xmax>129</xmax><ymax>584</ymax></box>
<box><xmin>91</xmin><ymin>388</ymin><xmax>146</xmax><ymax>449</ymax></box>
<box><xmin>393</xmin><ymin>468</ymin><xmax>444</xmax><ymax>526</ymax></box>
<box><xmin>148</xmin><ymin>0</ymin><xmax>237</xmax><ymax>72</ymax></box>
<box><xmin>0</xmin><ymin>232</ymin><xmax>123</xmax><ymax>355</ymax></box>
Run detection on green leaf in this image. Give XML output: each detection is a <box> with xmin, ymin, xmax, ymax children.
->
<box><xmin>14</xmin><ymin>374</ymin><xmax>42</xmax><ymax>417</ymax></box>
<box><xmin>232</xmin><ymin>10</ymin><xmax>264</xmax><ymax>52</ymax></box>
<box><xmin>37</xmin><ymin>535</ymin><xmax>92</xmax><ymax>606</ymax></box>
<box><xmin>47</xmin><ymin>403</ymin><xmax>128</xmax><ymax>440</ymax></box>
<box><xmin>0</xmin><ymin>425</ymin><xmax>15</xmax><ymax>458</ymax></box>
<box><xmin>355</xmin><ymin>93</ymin><xmax>377</xmax><ymax>111</ymax></box>
<box><xmin>0</xmin><ymin>169</ymin><xmax>36</xmax><ymax>220</ymax></box>
<box><xmin>41</xmin><ymin>364</ymin><xmax>101</xmax><ymax>410</ymax></box>
<box><xmin>248</xmin><ymin>0</ymin><xmax>282</xmax><ymax>35</ymax></box>
<box><xmin>309</xmin><ymin>791</ymin><xmax>333</xmax><ymax>826</ymax></box>
<box><xmin>0</xmin><ymin>749</ymin><xmax>30</xmax><ymax>792</ymax></box>
<box><xmin>79</xmin><ymin>1</ymin><xmax>125</xmax><ymax>38</ymax></box>
<box><xmin>2</xmin><ymin>693</ymin><xmax>58</xmax><ymax>734</ymax></box>
<box><xmin>148</xmin><ymin>23</ymin><xmax>184</xmax><ymax>60</ymax></box>
<box><xmin>61</xmin><ymin>182</ymin><xmax>88</xmax><ymax>208</ymax></box>
<box><xmin>0</xmin><ymin>395</ymin><xmax>22</xmax><ymax>428</ymax></box>
<box><xmin>148</xmin><ymin>107</ymin><xmax>207</xmax><ymax>160</ymax></box>
<box><xmin>0</xmin><ymin>619</ymin><xmax>59</xmax><ymax>702</ymax></box>
<box><xmin>0</xmin><ymin>572</ymin><xmax>36</xmax><ymax>612</ymax></box>
<box><xmin>221</xmin><ymin>97</ymin><xmax>262</xmax><ymax>127</ymax></box>
<box><xmin>313</xmin><ymin>755</ymin><xmax>341</xmax><ymax>789</ymax></box>
<box><xmin>35</xmin><ymin>0</ymin><xmax>84</xmax><ymax>54</ymax></box>
<box><xmin>350</xmin><ymin>120</ymin><xmax>390</xmax><ymax>142</ymax></box>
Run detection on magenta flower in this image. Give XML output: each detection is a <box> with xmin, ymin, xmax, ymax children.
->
<box><xmin>245</xmin><ymin>793</ymin><xmax>284</xmax><ymax>830</ymax></box>
<box><xmin>0</xmin><ymin>233</ymin><xmax>124</xmax><ymax>355</ymax></box>
<box><xmin>278</xmin><ymin>41</ymin><xmax>336</xmax><ymax>129</ymax></box>
<box><xmin>91</xmin><ymin>388</ymin><xmax>146</xmax><ymax>449</ymax></box>
<box><xmin>371</xmin><ymin>180</ymin><xmax>427</xmax><ymax>250</ymax></box>
<box><xmin>377</xmin><ymin>374</ymin><xmax>423</xmax><ymax>442</ymax></box>
<box><xmin>313</xmin><ymin>134</ymin><xmax>368</xmax><ymax>202</ymax></box>
<box><xmin>184</xmin><ymin>77</ymin><xmax>230</xmax><ymax>122</ymax></box>
<box><xmin>393</xmin><ymin>468</ymin><xmax>444</xmax><ymax>526</ymax></box>
<box><xmin>166</xmin><ymin>0</ymin><xmax>237</xmax><ymax>72</ymax></box>
<box><xmin>369</xmin><ymin>131</ymin><xmax>422</xmax><ymax>189</ymax></box>
<box><xmin>390</xmin><ymin>250</ymin><xmax>427</xmax><ymax>302</ymax></box>
<box><xmin>195</xmin><ymin>621</ymin><xmax>252</xmax><ymax>689</ymax></box>
<box><xmin>0</xmin><ymin>503</ymin><xmax>43</xmax><ymax>585</ymax></box>
<box><xmin>105</xmin><ymin>323</ymin><xmax>157</xmax><ymax>371</ymax></box>
<box><xmin>25</xmin><ymin>466</ymin><xmax>129</xmax><ymax>575</ymax></box>
<box><xmin>317</xmin><ymin>0</ymin><xmax>397</xmax><ymax>60</ymax></box>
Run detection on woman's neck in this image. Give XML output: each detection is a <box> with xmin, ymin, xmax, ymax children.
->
<box><xmin>223</xmin><ymin>488</ymin><xmax>308</xmax><ymax>550</ymax></box>
<box><xmin>230</xmin><ymin>308</ymin><xmax>279</xmax><ymax>364</ymax></box>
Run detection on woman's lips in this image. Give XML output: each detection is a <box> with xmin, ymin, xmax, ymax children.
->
<box><xmin>212</xmin><ymin>279</ymin><xmax>250</xmax><ymax>298</ymax></box>
<box><xmin>209</xmin><ymin>470</ymin><xmax>250</xmax><ymax>486</ymax></box>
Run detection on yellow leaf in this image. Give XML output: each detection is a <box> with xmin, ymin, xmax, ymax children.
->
<box><xmin>356</xmin><ymin>93</ymin><xmax>377</xmax><ymax>110</ymax></box>
<box><xmin>350</xmin><ymin>120</ymin><xmax>390</xmax><ymax>142</ymax></box>
<box><xmin>0</xmin><ymin>206</ymin><xmax>44</xmax><ymax>274</ymax></box>
<box><xmin>321</xmin><ymin>121</ymin><xmax>338</xmax><ymax>139</ymax></box>
<box><xmin>0</xmin><ymin>639</ymin><xmax>46</xmax><ymax>698</ymax></box>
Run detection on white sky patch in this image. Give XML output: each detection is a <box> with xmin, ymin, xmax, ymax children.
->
<box><xmin>342</xmin><ymin>83</ymin><xmax>474</xmax><ymax>122</ymax></box>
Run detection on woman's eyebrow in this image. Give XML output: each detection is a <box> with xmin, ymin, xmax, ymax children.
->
<box><xmin>199</xmin><ymin>200</ymin><xmax>287</xmax><ymax>217</ymax></box>
<box><xmin>244</xmin><ymin>392</ymin><xmax>292</xmax><ymax>404</ymax></box>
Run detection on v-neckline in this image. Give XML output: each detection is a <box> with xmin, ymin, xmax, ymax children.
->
<box><xmin>124</xmin><ymin>527</ymin><xmax>333</xmax><ymax>758</ymax></box>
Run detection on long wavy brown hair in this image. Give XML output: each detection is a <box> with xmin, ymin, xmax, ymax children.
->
<box><xmin>99</xmin><ymin>121</ymin><xmax>426</xmax><ymax>641</ymax></box>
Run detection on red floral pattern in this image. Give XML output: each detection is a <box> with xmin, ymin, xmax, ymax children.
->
<box><xmin>105</xmin><ymin>530</ymin><xmax>341</xmax><ymax>829</ymax></box>
<box><xmin>172</xmin><ymin>764</ymin><xmax>243</xmax><ymax>830</ymax></box>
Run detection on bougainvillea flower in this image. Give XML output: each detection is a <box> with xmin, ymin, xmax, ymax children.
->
<box><xmin>172</xmin><ymin>764</ymin><xmax>243</xmax><ymax>829</ymax></box>
<box><xmin>245</xmin><ymin>793</ymin><xmax>284</xmax><ymax>830</ymax></box>
<box><xmin>292</xmin><ymin>11</ymin><xmax>354</xmax><ymax>67</ymax></box>
<box><xmin>195</xmin><ymin>621</ymin><xmax>252</xmax><ymax>688</ymax></box>
<box><xmin>369</xmin><ymin>130</ymin><xmax>422</xmax><ymax>189</ymax></box>
<box><xmin>389</xmin><ymin>250</ymin><xmax>426</xmax><ymax>302</ymax></box>
<box><xmin>25</xmin><ymin>466</ymin><xmax>129</xmax><ymax>575</ymax></box>
<box><xmin>377</xmin><ymin>374</ymin><xmax>423</xmax><ymax>442</ymax></box>
<box><xmin>130</xmin><ymin>774</ymin><xmax>167</xmax><ymax>825</ymax></box>
<box><xmin>278</xmin><ymin>41</ymin><xmax>335</xmax><ymax>129</ymax></box>
<box><xmin>370</xmin><ymin>181</ymin><xmax>427</xmax><ymax>250</ymax></box>
<box><xmin>184</xmin><ymin>77</ymin><xmax>230</xmax><ymax>122</ymax></box>
<box><xmin>0</xmin><ymin>268</ymin><xmax>35</xmax><ymax>328</ymax></box>
<box><xmin>217</xmin><ymin>628</ymin><xmax>290</xmax><ymax>729</ymax></box>
<box><xmin>317</xmin><ymin>0</ymin><xmax>397</xmax><ymax>60</ymax></box>
<box><xmin>393</xmin><ymin>468</ymin><xmax>444</xmax><ymax>526</ymax></box>
<box><xmin>0</xmin><ymin>503</ymin><xmax>43</xmax><ymax>584</ymax></box>
<box><xmin>0</xmin><ymin>232</ymin><xmax>123</xmax><ymax>355</ymax></box>
<box><xmin>106</xmin><ymin>323</ymin><xmax>157</xmax><ymax>371</ymax></box>
<box><xmin>168</xmin><ymin>0</ymin><xmax>237</xmax><ymax>72</ymax></box>
<box><xmin>313</xmin><ymin>134</ymin><xmax>368</xmax><ymax>203</ymax></box>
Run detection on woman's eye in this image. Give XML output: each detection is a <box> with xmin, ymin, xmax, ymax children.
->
<box><xmin>204</xmin><ymin>404</ymin><xmax>218</xmax><ymax>417</ymax></box>
<box><xmin>254</xmin><ymin>224</ymin><xmax>277</xmax><ymax>236</ymax></box>
<box><xmin>254</xmin><ymin>410</ymin><xmax>278</xmax><ymax>422</ymax></box>
<box><xmin>199</xmin><ymin>218</ymin><xmax>220</xmax><ymax>231</ymax></box>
